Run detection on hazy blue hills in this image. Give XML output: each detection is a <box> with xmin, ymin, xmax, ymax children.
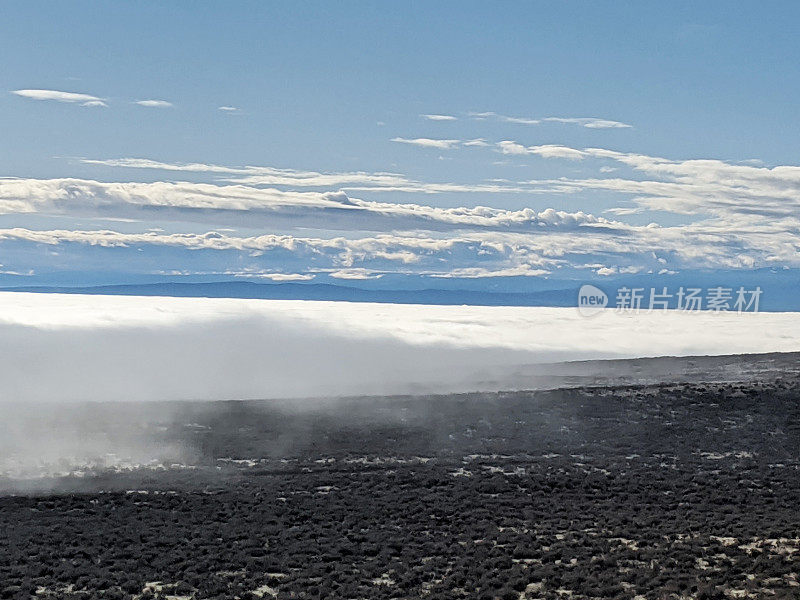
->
<box><xmin>2</xmin><ymin>273</ymin><xmax>798</xmax><ymax>311</ymax></box>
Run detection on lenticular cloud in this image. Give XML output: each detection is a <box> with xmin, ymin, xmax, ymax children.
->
<box><xmin>0</xmin><ymin>292</ymin><xmax>798</xmax><ymax>404</ymax></box>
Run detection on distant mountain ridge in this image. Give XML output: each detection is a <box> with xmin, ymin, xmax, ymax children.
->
<box><xmin>2</xmin><ymin>277</ymin><xmax>797</xmax><ymax>311</ymax></box>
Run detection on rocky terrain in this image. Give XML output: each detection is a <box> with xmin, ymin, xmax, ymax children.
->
<box><xmin>1</xmin><ymin>353</ymin><xmax>799</xmax><ymax>599</ymax></box>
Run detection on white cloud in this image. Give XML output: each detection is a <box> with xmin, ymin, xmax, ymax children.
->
<box><xmin>467</xmin><ymin>111</ymin><xmax>496</xmax><ymax>120</ymax></box>
<box><xmin>0</xmin><ymin>227</ymin><xmax>561</xmax><ymax>281</ymax></box>
<box><xmin>421</xmin><ymin>114</ymin><xmax>457</xmax><ymax>121</ymax></box>
<box><xmin>4</xmin><ymin>200</ymin><xmax>798</xmax><ymax>277</ymax></box>
<box><xmin>0</xmin><ymin>177</ymin><xmax>607</xmax><ymax>232</ymax></box>
<box><xmin>502</xmin><ymin>117</ymin><xmax>541</xmax><ymax>125</ymax></box>
<box><xmin>497</xmin><ymin>142</ymin><xmax>587</xmax><ymax>160</ymax></box>
<box><xmin>11</xmin><ymin>89</ymin><xmax>107</xmax><ymax>107</ymax></box>
<box><xmin>526</xmin><ymin>144</ymin><xmax>587</xmax><ymax>160</ymax></box>
<box><xmin>218</xmin><ymin>106</ymin><xmax>240</xmax><ymax>112</ymax></box>
<box><xmin>329</xmin><ymin>268</ymin><xmax>384</xmax><ymax>280</ymax></box>
<box><xmin>82</xmin><ymin>157</ymin><xmax>410</xmax><ymax>185</ymax></box>
<box><xmin>4</xmin><ymin>161</ymin><xmax>800</xmax><ymax>275</ymax></box>
<box><xmin>594</xmin><ymin>265</ymin><xmax>642</xmax><ymax>276</ymax></box>
<box><xmin>235</xmin><ymin>271</ymin><xmax>315</xmax><ymax>281</ymax></box>
<box><xmin>469</xmin><ymin>112</ymin><xmax>632</xmax><ymax>129</ymax></box>
<box><xmin>468</xmin><ymin>111</ymin><xmax>539</xmax><ymax>125</ymax></box>
<box><xmin>494</xmin><ymin>141</ymin><xmax>529</xmax><ymax>155</ymax></box>
<box><xmin>428</xmin><ymin>265</ymin><xmax>550</xmax><ymax>278</ymax></box>
<box><xmin>391</xmin><ymin>137</ymin><xmax>461</xmax><ymax>150</ymax></box>
<box><xmin>5</xmin><ymin>144</ymin><xmax>800</xmax><ymax>277</ymax></box>
<box><xmin>509</xmin><ymin>143</ymin><xmax>800</xmax><ymax>223</ymax></box>
<box><xmin>543</xmin><ymin>117</ymin><xmax>632</xmax><ymax>129</ymax></box>
<box><xmin>135</xmin><ymin>99</ymin><xmax>173</xmax><ymax>108</ymax></box>
<box><xmin>79</xmin><ymin>156</ymin><xmax>542</xmax><ymax>195</ymax></box>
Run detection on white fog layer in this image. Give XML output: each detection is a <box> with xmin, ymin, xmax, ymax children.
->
<box><xmin>1</xmin><ymin>292</ymin><xmax>799</xmax><ymax>404</ymax></box>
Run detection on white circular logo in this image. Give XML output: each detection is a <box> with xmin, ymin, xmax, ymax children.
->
<box><xmin>577</xmin><ymin>284</ymin><xmax>608</xmax><ymax>317</ymax></box>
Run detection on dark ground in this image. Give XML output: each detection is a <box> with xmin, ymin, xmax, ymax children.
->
<box><xmin>1</xmin><ymin>353</ymin><xmax>799</xmax><ymax>599</ymax></box>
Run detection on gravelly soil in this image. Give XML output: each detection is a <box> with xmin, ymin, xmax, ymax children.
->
<box><xmin>1</xmin><ymin>355</ymin><xmax>799</xmax><ymax>599</ymax></box>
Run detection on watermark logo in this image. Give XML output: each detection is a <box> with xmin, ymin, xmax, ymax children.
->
<box><xmin>577</xmin><ymin>284</ymin><xmax>609</xmax><ymax>317</ymax></box>
<box><xmin>577</xmin><ymin>284</ymin><xmax>762</xmax><ymax>316</ymax></box>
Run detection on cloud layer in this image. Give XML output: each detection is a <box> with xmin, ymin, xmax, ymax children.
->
<box><xmin>2</xmin><ymin>143</ymin><xmax>799</xmax><ymax>280</ymax></box>
<box><xmin>10</xmin><ymin>89</ymin><xmax>174</xmax><ymax>110</ymax></box>
<box><xmin>135</xmin><ymin>99</ymin><xmax>173</xmax><ymax>108</ymax></box>
<box><xmin>498</xmin><ymin>142</ymin><xmax>800</xmax><ymax>224</ymax></box>
<box><xmin>11</xmin><ymin>89</ymin><xmax>107</xmax><ymax>107</ymax></box>
<box><xmin>0</xmin><ymin>176</ymin><xmax>605</xmax><ymax>232</ymax></box>
<box><xmin>391</xmin><ymin>137</ymin><xmax>461</xmax><ymax>149</ymax></box>
<box><xmin>1</xmin><ymin>90</ymin><xmax>798</xmax><ymax>281</ymax></box>
<box><xmin>469</xmin><ymin>112</ymin><xmax>632</xmax><ymax>128</ymax></box>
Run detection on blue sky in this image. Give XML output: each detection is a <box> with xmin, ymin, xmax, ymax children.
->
<box><xmin>1</xmin><ymin>1</ymin><xmax>799</xmax><ymax>289</ymax></box>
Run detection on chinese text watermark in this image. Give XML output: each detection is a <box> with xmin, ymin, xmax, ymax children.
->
<box><xmin>578</xmin><ymin>284</ymin><xmax>762</xmax><ymax>317</ymax></box>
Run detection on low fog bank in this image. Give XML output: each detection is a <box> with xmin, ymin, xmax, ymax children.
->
<box><xmin>2</xmin><ymin>292</ymin><xmax>800</xmax><ymax>404</ymax></box>
<box><xmin>1</xmin><ymin>289</ymin><xmax>798</xmax><ymax>485</ymax></box>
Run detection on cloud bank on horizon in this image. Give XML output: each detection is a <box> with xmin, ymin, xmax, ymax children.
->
<box><xmin>2</xmin><ymin>292</ymin><xmax>798</xmax><ymax>404</ymax></box>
